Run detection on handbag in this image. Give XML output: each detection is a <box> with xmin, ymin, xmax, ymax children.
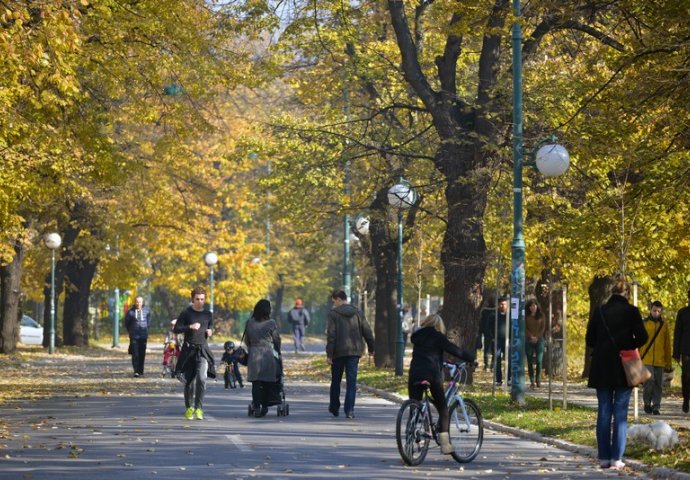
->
<box><xmin>619</xmin><ymin>349</ymin><xmax>651</xmax><ymax>387</ymax></box>
<box><xmin>236</xmin><ymin>325</ymin><xmax>249</xmax><ymax>366</ymax></box>
<box><xmin>599</xmin><ymin>307</ymin><xmax>652</xmax><ymax>387</ymax></box>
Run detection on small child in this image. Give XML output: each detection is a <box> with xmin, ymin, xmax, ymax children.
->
<box><xmin>221</xmin><ymin>341</ymin><xmax>244</xmax><ymax>389</ymax></box>
<box><xmin>162</xmin><ymin>319</ymin><xmax>181</xmax><ymax>369</ymax></box>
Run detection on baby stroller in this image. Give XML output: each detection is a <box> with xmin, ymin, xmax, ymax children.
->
<box><xmin>248</xmin><ymin>357</ymin><xmax>289</xmax><ymax>417</ymax></box>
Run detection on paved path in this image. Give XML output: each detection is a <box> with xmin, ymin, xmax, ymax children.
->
<box><xmin>1</xmin><ymin>378</ymin><xmax>645</xmax><ymax>479</ymax></box>
<box><xmin>0</xmin><ymin>338</ymin><xmax>685</xmax><ymax>479</ymax></box>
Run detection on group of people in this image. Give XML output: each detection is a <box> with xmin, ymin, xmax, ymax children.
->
<box><xmin>475</xmin><ymin>296</ymin><xmax>562</xmax><ymax>388</ymax></box>
<box><xmin>586</xmin><ymin>282</ymin><xmax>690</xmax><ymax>470</ymax></box>
<box><xmin>121</xmin><ymin>286</ymin><xmax>473</xmax><ymax>459</ymax></box>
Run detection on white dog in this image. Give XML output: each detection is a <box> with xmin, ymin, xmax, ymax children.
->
<box><xmin>627</xmin><ymin>421</ymin><xmax>678</xmax><ymax>450</ymax></box>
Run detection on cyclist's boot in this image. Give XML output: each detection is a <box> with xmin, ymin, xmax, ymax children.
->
<box><xmin>439</xmin><ymin>432</ymin><xmax>454</xmax><ymax>455</ymax></box>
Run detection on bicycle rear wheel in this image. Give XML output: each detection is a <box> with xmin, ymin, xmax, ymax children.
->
<box><xmin>168</xmin><ymin>355</ymin><xmax>177</xmax><ymax>378</ymax></box>
<box><xmin>396</xmin><ymin>399</ymin><xmax>430</xmax><ymax>466</ymax></box>
<box><xmin>448</xmin><ymin>397</ymin><xmax>483</xmax><ymax>463</ymax></box>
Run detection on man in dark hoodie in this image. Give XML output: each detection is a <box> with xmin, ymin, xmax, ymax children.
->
<box><xmin>326</xmin><ymin>290</ymin><xmax>374</xmax><ymax>419</ymax></box>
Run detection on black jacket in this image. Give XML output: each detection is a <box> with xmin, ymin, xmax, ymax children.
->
<box><xmin>673</xmin><ymin>305</ymin><xmax>690</xmax><ymax>358</ymax></box>
<box><xmin>124</xmin><ymin>307</ymin><xmax>151</xmax><ymax>340</ymax></box>
<box><xmin>409</xmin><ymin>327</ymin><xmax>474</xmax><ymax>384</ymax></box>
<box><xmin>173</xmin><ymin>306</ymin><xmax>216</xmax><ymax>380</ymax></box>
<box><xmin>586</xmin><ymin>294</ymin><xmax>647</xmax><ymax>389</ymax></box>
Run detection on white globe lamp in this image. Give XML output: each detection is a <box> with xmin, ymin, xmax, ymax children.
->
<box><xmin>535</xmin><ymin>144</ymin><xmax>570</xmax><ymax>177</ymax></box>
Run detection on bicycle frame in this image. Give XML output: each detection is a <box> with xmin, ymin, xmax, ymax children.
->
<box><xmin>444</xmin><ymin>362</ymin><xmax>473</xmax><ymax>432</ymax></box>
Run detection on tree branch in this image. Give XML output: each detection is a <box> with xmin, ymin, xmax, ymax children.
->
<box><xmin>435</xmin><ymin>12</ymin><xmax>462</xmax><ymax>96</ymax></box>
<box><xmin>556</xmin><ymin>20</ymin><xmax>626</xmax><ymax>52</ymax></box>
<box><xmin>387</xmin><ymin>1</ymin><xmax>439</xmax><ymax>117</ymax></box>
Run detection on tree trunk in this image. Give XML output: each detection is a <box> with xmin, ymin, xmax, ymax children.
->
<box><xmin>386</xmin><ymin>2</ymin><xmax>507</xmax><ymax>359</ymax></box>
<box><xmin>273</xmin><ymin>273</ymin><xmax>285</xmax><ymax>330</ymax></box>
<box><xmin>582</xmin><ymin>275</ymin><xmax>613</xmax><ymax>378</ymax></box>
<box><xmin>439</xmin><ymin>163</ymin><xmax>489</xmax><ymax>353</ymax></box>
<box><xmin>154</xmin><ymin>285</ymin><xmax>177</xmax><ymax>320</ymax></box>
<box><xmin>0</xmin><ymin>240</ymin><xmax>25</xmax><ymax>354</ymax></box>
<box><xmin>62</xmin><ymin>256</ymin><xmax>98</xmax><ymax>346</ymax></box>
<box><xmin>369</xmin><ymin>191</ymin><xmax>398</xmax><ymax>368</ymax></box>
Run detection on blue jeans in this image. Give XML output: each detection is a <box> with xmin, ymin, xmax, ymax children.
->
<box><xmin>330</xmin><ymin>356</ymin><xmax>359</xmax><ymax>415</ymax></box>
<box><xmin>596</xmin><ymin>387</ymin><xmax>632</xmax><ymax>462</ymax></box>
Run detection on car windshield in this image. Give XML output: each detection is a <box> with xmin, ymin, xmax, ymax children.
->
<box><xmin>21</xmin><ymin>316</ymin><xmax>40</xmax><ymax>328</ymax></box>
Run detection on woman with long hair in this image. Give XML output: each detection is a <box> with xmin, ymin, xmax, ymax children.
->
<box><xmin>246</xmin><ymin>299</ymin><xmax>282</xmax><ymax>417</ymax></box>
<box><xmin>408</xmin><ymin>314</ymin><xmax>475</xmax><ymax>454</ymax></box>
<box><xmin>586</xmin><ymin>279</ymin><xmax>647</xmax><ymax>470</ymax></box>
<box><xmin>525</xmin><ymin>299</ymin><xmax>545</xmax><ymax>388</ymax></box>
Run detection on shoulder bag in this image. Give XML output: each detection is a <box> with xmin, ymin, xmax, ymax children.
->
<box><xmin>600</xmin><ymin>306</ymin><xmax>651</xmax><ymax>387</ymax></box>
<box><xmin>236</xmin><ymin>323</ymin><xmax>249</xmax><ymax>366</ymax></box>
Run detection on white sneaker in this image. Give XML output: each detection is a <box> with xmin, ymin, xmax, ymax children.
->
<box><xmin>611</xmin><ymin>460</ymin><xmax>625</xmax><ymax>470</ymax></box>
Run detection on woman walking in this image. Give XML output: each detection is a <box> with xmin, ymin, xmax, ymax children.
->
<box><xmin>246</xmin><ymin>299</ymin><xmax>282</xmax><ymax>417</ymax></box>
<box><xmin>524</xmin><ymin>299</ymin><xmax>545</xmax><ymax>389</ymax></box>
<box><xmin>586</xmin><ymin>279</ymin><xmax>647</xmax><ymax>470</ymax></box>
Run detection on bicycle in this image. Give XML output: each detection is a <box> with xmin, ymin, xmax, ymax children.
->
<box><xmin>395</xmin><ymin>361</ymin><xmax>483</xmax><ymax>465</ymax></box>
<box><xmin>161</xmin><ymin>342</ymin><xmax>179</xmax><ymax>378</ymax></box>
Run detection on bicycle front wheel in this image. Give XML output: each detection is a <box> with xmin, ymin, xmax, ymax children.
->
<box><xmin>395</xmin><ymin>399</ymin><xmax>430</xmax><ymax>466</ymax></box>
<box><xmin>448</xmin><ymin>397</ymin><xmax>483</xmax><ymax>463</ymax></box>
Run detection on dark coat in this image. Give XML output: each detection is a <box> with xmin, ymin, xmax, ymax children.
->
<box><xmin>673</xmin><ymin>305</ymin><xmax>690</xmax><ymax>359</ymax></box>
<box><xmin>124</xmin><ymin>307</ymin><xmax>151</xmax><ymax>340</ymax></box>
<box><xmin>176</xmin><ymin>342</ymin><xmax>216</xmax><ymax>380</ymax></box>
<box><xmin>173</xmin><ymin>306</ymin><xmax>216</xmax><ymax>380</ymax></box>
<box><xmin>326</xmin><ymin>304</ymin><xmax>374</xmax><ymax>359</ymax></box>
<box><xmin>586</xmin><ymin>294</ymin><xmax>648</xmax><ymax>389</ymax></box>
<box><xmin>409</xmin><ymin>327</ymin><xmax>475</xmax><ymax>384</ymax></box>
<box><xmin>246</xmin><ymin>317</ymin><xmax>281</xmax><ymax>382</ymax></box>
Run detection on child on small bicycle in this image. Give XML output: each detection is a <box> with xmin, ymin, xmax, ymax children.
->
<box><xmin>162</xmin><ymin>319</ymin><xmax>181</xmax><ymax>375</ymax></box>
<box><xmin>409</xmin><ymin>313</ymin><xmax>475</xmax><ymax>454</ymax></box>
<box><xmin>221</xmin><ymin>341</ymin><xmax>244</xmax><ymax>389</ymax></box>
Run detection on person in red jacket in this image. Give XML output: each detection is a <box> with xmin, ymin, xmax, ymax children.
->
<box><xmin>408</xmin><ymin>313</ymin><xmax>475</xmax><ymax>455</ymax></box>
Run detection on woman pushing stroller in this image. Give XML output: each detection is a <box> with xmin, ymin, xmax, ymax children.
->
<box><xmin>246</xmin><ymin>299</ymin><xmax>283</xmax><ymax>417</ymax></box>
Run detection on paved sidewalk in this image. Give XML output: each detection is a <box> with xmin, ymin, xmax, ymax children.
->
<box><xmin>506</xmin><ymin>377</ymin><xmax>690</xmax><ymax>430</ymax></box>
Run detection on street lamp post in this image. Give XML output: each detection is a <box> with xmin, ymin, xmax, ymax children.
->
<box><xmin>44</xmin><ymin>233</ymin><xmax>62</xmax><ymax>354</ymax></box>
<box><xmin>204</xmin><ymin>252</ymin><xmax>219</xmax><ymax>314</ymax></box>
<box><xmin>510</xmin><ymin>0</ymin><xmax>570</xmax><ymax>405</ymax></box>
<box><xmin>388</xmin><ymin>180</ymin><xmax>417</xmax><ymax>376</ymax></box>
<box><xmin>105</xmin><ymin>238</ymin><xmax>121</xmax><ymax>348</ymax></box>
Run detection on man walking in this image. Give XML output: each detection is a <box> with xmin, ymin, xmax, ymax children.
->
<box><xmin>494</xmin><ymin>297</ymin><xmax>509</xmax><ymax>386</ymax></box>
<box><xmin>641</xmin><ymin>301</ymin><xmax>672</xmax><ymax>415</ymax></box>
<box><xmin>124</xmin><ymin>296</ymin><xmax>151</xmax><ymax>377</ymax></box>
<box><xmin>174</xmin><ymin>286</ymin><xmax>215</xmax><ymax>420</ymax></box>
<box><xmin>286</xmin><ymin>298</ymin><xmax>310</xmax><ymax>353</ymax></box>
<box><xmin>326</xmin><ymin>290</ymin><xmax>374</xmax><ymax>419</ymax></box>
<box><xmin>673</xmin><ymin>289</ymin><xmax>690</xmax><ymax>414</ymax></box>
<box><xmin>477</xmin><ymin>304</ymin><xmax>495</xmax><ymax>371</ymax></box>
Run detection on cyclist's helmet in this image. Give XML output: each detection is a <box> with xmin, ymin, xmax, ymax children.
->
<box><xmin>224</xmin><ymin>341</ymin><xmax>235</xmax><ymax>351</ymax></box>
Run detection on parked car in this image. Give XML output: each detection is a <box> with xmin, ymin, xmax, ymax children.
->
<box><xmin>20</xmin><ymin>315</ymin><xmax>43</xmax><ymax>345</ymax></box>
